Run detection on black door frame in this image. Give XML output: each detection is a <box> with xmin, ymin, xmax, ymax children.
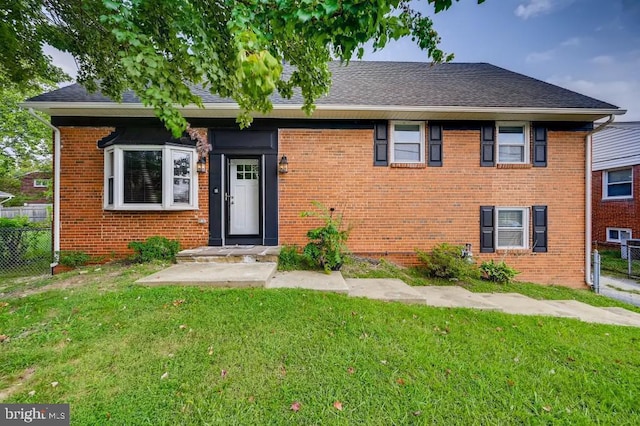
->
<box><xmin>208</xmin><ymin>129</ymin><xmax>278</xmax><ymax>246</ymax></box>
<box><xmin>224</xmin><ymin>155</ymin><xmax>263</xmax><ymax>245</ymax></box>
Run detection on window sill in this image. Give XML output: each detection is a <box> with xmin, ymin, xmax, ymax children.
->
<box><xmin>390</xmin><ymin>163</ymin><xmax>427</xmax><ymax>169</ymax></box>
<box><xmin>104</xmin><ymin>205</ymin><xmax>198</xmax><ymax>211</ymax></box>
<box><xmin>497</xmin><ymin>163</ymin><xmax>532</xmax><ymax>169</ymax></box>
<box><xmin>602</xmin><ymin>197</ymin><xmax>633</xmax><ymax>202</ymax></box>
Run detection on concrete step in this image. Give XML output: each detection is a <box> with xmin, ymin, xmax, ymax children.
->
<box><xmin>544</xmin><ymin>300</ymin><xmax>640</xmax><ymax>327</ymax></box>
<box><xmin>176</xmin><ymin>246</ymin><xmax>280</xmax><ymax>264</ymax></box>
<box><xmin>475</xmin><ymin>293</ymin><xmax>580</xmax><ymax>319</ymax></box>
<box><xmin>413</xmin><ymin>286</ymin><xmax>501</xmax><ymax>310</ymax></box>
<box><xmin>136</xmin><ymin>262</ymin><xmax>277</xmax><ymax>287</ymax></box>
<box><xmin>267</xmin><ymin>271</ymin><xmax>349</xmax><ymax>293</ymax></box>
<box><xmin>345</xmin><ymin>278</ymin><xmax>425</xmax><ymax>304</ymax></box>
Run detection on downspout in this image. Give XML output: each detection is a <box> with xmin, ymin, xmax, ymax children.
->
<box><xmin>28</xmin><ymin>108</ymin><xmax>61</xmax><ymax>272</ymax></box>
<box><xmin>585</xmin><ymin>114</ymin><xmax>615</xmax><ymax>286</ymax></box>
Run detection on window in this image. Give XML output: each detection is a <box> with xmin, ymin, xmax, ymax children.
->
<box><xmin>496</xmin><ymin>208</ymin><xmax>529</xmax><ymax>249</ymax></box>
<box><xmin>390</xmin><ymin>121</ymin><xmax>425</xmax><ymax>163</ymax></box>
<box><xmin>497</xmin><ymin>122</ymin><xmax>529</xmax><ymax>164</ymax></box>
<box><xmin>607</xmin><ymin>228</ymin><xmax>632</xmax><ymax>243</ymax></box>
<box><xmin>33</xmin><ymin>179</ymin><xmax>49</xmax><ymax>187</ymax></box>
<box><xmin>104</xmin><ymin>145</ymin><xmax>198</xmax><ymax>210</ymax></box>
<box><xmin>604</xmin><ymin>168</ymin><xmax>632</xmax><ymax>199</ymax></box>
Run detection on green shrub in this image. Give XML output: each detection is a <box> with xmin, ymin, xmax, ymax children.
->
<box><xmin>416</xmin><ymin>243</ymin><xmax>480</xmax><ymax>280</ymax></box>
<box><xmin>59</xmin><ymin>251</ymin><xmax>92</xmax><ymax>268</ymax></box>
<box><xmin>128</xmin><ymin>236</ymin><xmax>180</xmax><ymax>263</ymax></box>
<box><xmin>301</xmin><ymin>201</ymin><xmax>351</xmax><ymax>273</ymax></box>
<box><xmin>480</xmin><ymin>260</ymin><xmax>519</xmax><ymax>283</ymax></box>
<box><xmin>278</xmin><ymin>245</ymin><xmax>307</xmax><ymax>271</ymax></box>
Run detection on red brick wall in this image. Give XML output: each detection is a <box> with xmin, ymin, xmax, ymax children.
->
<box><xmin>592</xmin><ymin>165</ymin><xmax>640</xmax><ymax>248</ymax></box>
<box><xmin>56</xmin><ymin>127</ymin><xmax>209</xmax><ymax>266</ymax></box>
<box><xmin>278</xmin><ymin>128</ymin><xmax>587</xmax><ymax>287</ymax></box>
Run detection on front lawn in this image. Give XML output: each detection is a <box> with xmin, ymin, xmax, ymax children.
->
<box><xmin>1</xmin><ymin>265</ymin><xmax>639</xmax><ymax>424</ymax></box>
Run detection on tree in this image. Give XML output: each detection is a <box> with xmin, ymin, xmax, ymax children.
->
<box><xmin>0</xmin><ymin>72</ymin><xmax>56</xmax><ymax>178</ymax></box>
<box><xmin>1</xmin><ymin>0</ymin><xmax>484</xmax><ymax>136</ymax></box>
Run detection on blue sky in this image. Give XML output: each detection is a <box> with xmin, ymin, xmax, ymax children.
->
<box><xmin>48</xmin><ymin>0</ymin><xmax>640</xmax><ymax>120</ymax></box>
<box><xmin>364</xmin><ymin>0</ymin><xmax>640</xmax><ymax>120</ymax></box>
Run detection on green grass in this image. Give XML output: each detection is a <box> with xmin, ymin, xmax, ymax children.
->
<box><xmin>1</xmin><ymin>264</ymin><xmax>640</xmax><ymax>424</ymax></box>
<box><xmin>343</xmin><ymin>257</ymin><xmax>640</xmax><ymax>314</ymax></box>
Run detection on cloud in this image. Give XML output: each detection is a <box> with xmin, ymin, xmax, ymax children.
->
<box><xmin>547</xmin><ymin>75</ymin><xmax>640</xmax><ymax>120</ymax></box>
<box><xmin>560</xmin><ymin>37</ymin><xmax>581</xmax><ymax>47</ymax></box>
<box><xmin>591</xmin><ymin>55</ymin><xmax>614</xmax><ymax>65</ymax></box>
<box><xmin>515</xmin><ymin>0</ymin><xmax>575</xmax><ymax>20</ymax></box>
<box><xmin>526</xmin><ymin>50</ymin><xmax>554</xmax><ymax>63</ymax></box>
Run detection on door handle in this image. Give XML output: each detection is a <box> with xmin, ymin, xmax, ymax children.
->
<box><xmin>224</xmin><ymin>193</ymin><xmax>234</xmax><ymax>202</ymax></box>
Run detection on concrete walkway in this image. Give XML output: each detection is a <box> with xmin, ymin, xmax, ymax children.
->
<box><xmin>136</xmin><ymin>264</ymin><xmax>640</xmax><ymax>327</ymax></box>
<box><xmin>599</xmin><ymin>275</ymin><xmax>640</xmax><ymax>307</ymax></box>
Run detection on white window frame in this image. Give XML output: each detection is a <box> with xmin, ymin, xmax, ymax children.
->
<box><xmin>390</xmin><ymin>121</ymin><xmax>425</xmax><ymax>164</ymax></box>
<box><xmin>496</xmin><ymin>122</ymin><xmax>530</xmax><ymax>164</ymax></box>
<box><xmin>606</xmin><ymin>227</ymin><xmax>632</xmax><ymax>244</ymax></box>
<box><xmin>603</xmin><ymin>167</ymin><xmax>633</xmax><ymax>200</ymax></box>
<box><xmin>103</xmin><ymin>145</ymin><xmax>198</xmax><ymax>211</ymax></box>
<box><xmin>33</xmin><ymin>179</ymin><xmax>49</xmax><ymax>188</ymax></box>
<box><xmin>496</xmin><ymin>207</ymin><xmax>529</xmax><ymax>250</ymax></box>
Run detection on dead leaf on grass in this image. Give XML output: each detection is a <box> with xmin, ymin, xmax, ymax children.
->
<box><xmin>347</xmin><ymin>367</ymin><xmax>355</xmax><ymax>374</ymax></box>
<box><xmin>333</xmin><ymin>401</ymin><xmax>343</xmax><ymax>411</ymax></box>
<box><xmin>28</xmin><ymin>390</ymin><xmax>35</xmax><ymax>397</ymax></box>
<box><xmin>179</xmin><ymin>324</ymin><xmax>187</xmax><ymax>330</ymax></box>
<box><xmin>0</xmin><ymin>302</ymin><xmax>9</xmax><ymax>308</ymax></box>
<box><xmin>221</xmin><ymin>369</ymin><xmax>227</xmax><ymax>379</ymax></box>
<box><xmin>290</xmin><ymin>401</ymin><xmax>301</xmax><ymax>412</ymax></box>
<box><xmin>396</xmin><ymin>378</ymin><xmax>405</xmax><ymax>386</ymax></box>
<box><xmin>172</xmin><ymin>299</ymin><xmax>185</xmax><ymax>307</ymax></box>
<box><xmin>51</xmin><ymin>382</ymin><xmax>59</xmax><ymax>387</ymax></box>
<box><xmin>208</xmin><ymin>346</ymin><xmax>214</xmax><ymax>356</ymax></box>
<box><xmin>0</xmin><ymin>335</ymin><xmax>9</xmax><ymax>343</ymax></box>
<box><xmin>161</xmin><ymin>372</ymin><xmax>169</xmax><ymax>380</ymax></box>
<box><xmin>542</xmin><ymin>405</ymin><xmax>552</xmax><ymax>412</ymax></box>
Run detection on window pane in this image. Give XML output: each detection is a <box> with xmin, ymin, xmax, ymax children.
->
<box><xmin>173</xmin><ymin>151</ymin><xmax>191</xmax><ymax>177</ymax></box>
<box><xmin>108</xmin><ymin>151</ymin><xmax>114</xmax><ymax>176</ymax></box>
<box><xmin>608</xmin><ymin>229</ymin><xmax>619</xmax><ymax>240</ymax></box>
<box><xmin>173</xmin><ymin>178</ymin><xmax>190</xmax><ymax>204</ymax></box>
<box><xmin>498</xmin><ymin>230</ymin><xmax>523</xmax><ymax>247</ymax></box>
<box><xmin>394</xmin><ymin>125</ymin><xmax>421</xmax><ymax>143</ymax></box>
<box><xmin>621</xmin><ymin>231</ymin><xmax>631</xmax><ymax>240</ymax></box>
<box><xmin>499</xmin><ymin>126</ymin><xmax>525</xmax><ymax>144</ymax></box>
<box><xmin>608</xmin><ymin>169</ymin><xmax>631</xmax><ymax>183</ymax></box>
<box><xmin>498</xmin><ymin>210</ymin><xmax>523</xmax><ymax>227</ymax></box>
<box><xmin>498</xmin><ymin>146</ymin><xmax>524</xmax><ymax>162</ymax></box>
<box><xmin>608</xmin><ymin>182</ymin><xmax>632</xmax><ymax>197</ymax></box>
<box><xmin>394</xmin><ymin>143</ymin><xmax>421</xmax><ymax>161</ymax></box>
<box><xmin>123</xmin><ymin>150</ymin><xmax>162</xmax><ymax>204</ymax></box>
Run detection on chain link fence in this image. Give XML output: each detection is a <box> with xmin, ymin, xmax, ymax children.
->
<box><xmin>0</xmin><ymin>227</ymin><xmax>52</xmax><ymax>278</ymax></box>
<box><xmin>627</xmin><ymin>240</ymin><xmax>640</xmax><ymax>279</ymax></box>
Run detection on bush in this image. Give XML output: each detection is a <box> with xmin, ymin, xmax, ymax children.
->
<box><xmin>301</xmin><ymin>201</ymin><xmax>351</xmax><ymax>273</ymax></box>
<box><xmin>128</xmin><ymin>236</ymin><xmax>180</xmax><ymax>263</ymax></box>
<box><xmin>59</xmin><ymin>251</ymin><xmax>91</xmax><ymax>268</ymax></box>
<box><xmin>480</xmin><ymin>260</ymin><xmax>519</xmax><ymax>283</ymax></box>
<box><xmin>416</xmin><ymin>243</ymin><xmax>480</xmax><ymax>280</ymax></box>
<box><xmin>278</xmin><ymin>245</ymin><xmax>307</xmax><ymax>271</ymax></box>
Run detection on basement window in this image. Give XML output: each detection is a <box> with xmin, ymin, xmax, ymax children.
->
<box><xmin>104</xmin><ymin>145</ymin><xmax>198</xmax><ymax>211</ymax></box>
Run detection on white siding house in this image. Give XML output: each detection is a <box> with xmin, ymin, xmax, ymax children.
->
<box><xmin>593</xmin><ymin>122</ymin><xmax>640</xmax><ymax>171</ymax></box>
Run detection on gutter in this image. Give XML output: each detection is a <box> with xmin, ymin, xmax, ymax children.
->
<box><xmin>28</xmin><ymin>108</ymin><xmax>61</xmax><ymax>271</ymax></box>
<box><xmin>585</xmin><ymin>115</ymin><xmax>616</xmax><ymax>287</ymax></box>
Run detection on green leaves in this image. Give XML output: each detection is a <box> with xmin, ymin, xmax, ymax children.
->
<box><xmin>2</xmin><ymin>0</ymin><xmax>483</xmax><ymax>135</ymax></box>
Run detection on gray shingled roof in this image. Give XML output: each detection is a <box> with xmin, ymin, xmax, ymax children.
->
<box><xmin>27</xmin><ymin>61</ymin><xmax>618</xmax><ymax>110</ymax></box>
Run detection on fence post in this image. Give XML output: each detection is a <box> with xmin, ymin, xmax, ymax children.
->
<box><xmin>592</xmin><ymin>249</ymin><xmax>600</xmax><ymax>294</ymax></box>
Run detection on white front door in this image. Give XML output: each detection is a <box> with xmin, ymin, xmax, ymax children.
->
<box><xmin>229</xmin><ymin>158</ymin><xmax>260</xmax><ymax>235</ymax></box>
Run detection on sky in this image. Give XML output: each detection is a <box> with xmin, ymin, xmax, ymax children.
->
<box><xmin>47</xmin><ymin>0</ymin><xmax>640</xmax><ymax>121</ymax></box>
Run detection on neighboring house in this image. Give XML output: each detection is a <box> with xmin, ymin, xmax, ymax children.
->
<box><xmin>20</xmin><ymin>171</ymin><xmax>52</xmax><ymax>204</ymax></box>
<box><xmin>0</xmin><ymin>190</ymin><xmax>14</xmax><ymax>207</ymax></box>
<box><xmin>592</xmin><ymin>122</ymin><xmax>640</xmax><ymax>248</ymax></box>
<box><xmin>23</xmin><ymin>62</ymin><xmax>623</xmax><ymax>287</ymax></box>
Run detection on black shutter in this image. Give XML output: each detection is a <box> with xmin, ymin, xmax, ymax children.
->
<box><xmin>374</xmin><ymin>123</ymin><xmax>388</xmax><ymax>166</ymax></box>
<box><xmin>533</xmin><ymin>127</ymin><xmax>547</xmax><ymax>167</ymax></box>
<box><xmin>428</xmin><ymin>124</ymin><xmax>443</xmax><ymax>166</ymax></box>
<box><xmin>480</xmin><ymin>206</ymin><xmax>495</xmax><ymax>253</ymax></box>
<box><xmin>480</xmin><ymin>125</ymin><xmax>495</xmax><ymax>167</ymax></box>
<box><xmin>532</xmin><ymin>205</ymin><xmax>548</xmax><ymax>252</ymax></box>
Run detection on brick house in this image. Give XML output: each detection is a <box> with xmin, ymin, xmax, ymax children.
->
<box><xmin>23</xmin><ymin>62</ymin><xmax>623</xmax><ymax>287</ymax></box>
<box><xmin>592</xmin><ymin>122</ymin><xmax>640</xmax><ymax>248</ymax></box>
<box><xmin>19</xmin><ymin>171</ymin><xmax>52</xmax><ymax>204</ymax></box>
